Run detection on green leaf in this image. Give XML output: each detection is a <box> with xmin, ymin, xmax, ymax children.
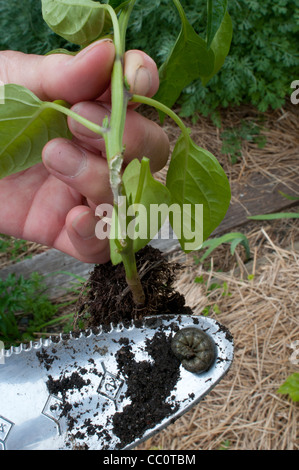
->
<box><xmin>154</xmin><ymin>1</ymin><xmax>214</xmax><ymax>116</ymax></box>
<box><xmin>110</xmin><ymin>158</ymin><xmax>171</xmax><ymax>264</ymax></box>
<box><xmin>277</xmin><ymin>373</ymin><xmax>299</xmax><ymax>402</ymax></box>
<box><xmin>166</xmin><ymin>134</ymin><xmax>231</xmax><ymax>252</ymax></box>
<box><xmin>248</xmin><ymin>213</ymin><xmax>299</xmax><ymax>220</ymax></box>
<box><xmin>45</xmin><ymin>48</ymin><xmax>78</xmax><ymax>56</ymax></box>
<box><xmin>41</xmin><ymin>0</ymin><xmax>111</xmax><ymax>46</ymax></box>
<box><xmin>206</xmin><ymin>0</ymin><xmax>228</xmax><ymax>48</ymax></box>
<box><xmin>107</xmin><ymin>0</ymin><xmax>128</xmax><ymax>8</ymax></box>
<box><xmin>202</xmin><ymin>10</ymin><xmax>233</xmax><ymax>86</ymax></box>
<box><xmin>278</xmin><ymin>191</ymin><xmax>299</xmax><ymax>201</ymax></box>
<box><xmin>198</xmin><ymin>232</ymin><xmax>250</xmax><ymax>262</ymax></box>
<box><xmin>0</xmin><ymin>84</ymin><xmax>71</xmax><ymax>179</ymax></box>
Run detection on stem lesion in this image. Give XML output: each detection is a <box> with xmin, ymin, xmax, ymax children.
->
<box><xmin>47</xmin><ymin>23</ymin><xmax>189</xmax><ymax>309</ymax></box>
<box><xmin>51</xmin><ymin>3</ymin><xmax>184</xmax><ymax>308</ymax></box>
<box><xmin>102</xmin><ymin>1</ymin><xmax>146</xmax><ymax>306</ymax></box>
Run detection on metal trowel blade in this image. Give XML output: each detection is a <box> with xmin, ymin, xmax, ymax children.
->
<box><xmin>0</xmin><ymin>314</ymin><xmax>233</xmax><ymax>450</ymax></box>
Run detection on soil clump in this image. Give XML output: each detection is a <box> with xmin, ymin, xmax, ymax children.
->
<box><xmin>75</xmin><ymin>245</ymin><xmax>192</xmax><ymax>329</ymax></box>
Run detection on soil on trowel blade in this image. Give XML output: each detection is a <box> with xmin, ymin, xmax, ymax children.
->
<box><xmin>113</xmin><ymin>328</ymin><xmax>181</xmax><ymax>449</ymax></box>
<box><xmin>65</xmin><ymin>246</ymin><xmax>193</xmax><ymax>449</ymax></box>
<box><xmin>43</xmin><ymin>322</ymin><xmax>183</xmax><ymax>450</ymax></box>
<box><xmin>75</xmin><ymin>245</ymin><xmax>192</xmax><ymax>329</ymax></box>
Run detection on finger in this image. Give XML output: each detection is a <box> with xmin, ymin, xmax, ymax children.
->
<box><xmin>54</xmin><ymin>205</ymin><xmax>110</xmax><ymax>264</ymax></box>
<box><xmin>0</xmin><ymin>40</ymin><xmax>115</xmax><ymax>103</ymax></box>
<box><xmin>124</xmin><ymin>50</ymin><xmax>159</xmax><ymax>97</ymax></box>
<box><xmin>42</xmin><ymin>138</ymin><xmax>113</xmax><ymax>205</ymax></box>
<box><xmin>67</xmin><ymin>102</ymin><xmax>170</xmax><ymax>173</ymax></box>
<box><xmin>86</xmin><ymin>49</ymin><xmax>160</xmax><ymax>106</ymax></box>
<box><xmin>99</xmin><ymin>49</ymin><xmax>160</xmax><ymax>104</ymax></box>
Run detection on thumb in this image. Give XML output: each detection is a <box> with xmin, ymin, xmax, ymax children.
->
<box><xmin>0</xmin><ymin>39</ymin><xmax>115</xmax><ymax>104</ymax></box>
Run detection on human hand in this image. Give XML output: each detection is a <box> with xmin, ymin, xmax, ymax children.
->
<box><xmin>0</xmin><ymin>41</ymin><xmax>169</xmax><ymax>263</ymax></box>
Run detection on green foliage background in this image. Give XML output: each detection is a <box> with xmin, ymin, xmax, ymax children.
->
<box><xmin>126</xmin><ymin>0</ymin><xmax>299</xmax><ymax>116</ymax></box>
<box><xmin>0</xmin><ymin>0</ymin><xmax>73</xmax><ymax>54</ymax></box>
<box><xmin>0</xmin><ymin>0</ymin><xmax>298</xmax><ymax>116</ymax></box>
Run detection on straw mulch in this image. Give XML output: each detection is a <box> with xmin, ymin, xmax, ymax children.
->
<box><xmin>152</xmin><ymin>101</ymin><xmax>299</xmax><ymax>194</ymax></box>
<box><xmin>137</xmin><ymin>233</ymin><xmax>299</xmax><ymax>450</ymax></box>
<box><xmin>136</xmin><ymin>102</ymin><xmax>299</xmax><ymax>451</ymax></box>
<box><xmin>1</xmin><ymin>102</ymin><xmax>298</xmax><ymax>450</ymax></box>
<box><xmin>0</xmin><ymin>238</ymin><xmax>48</xmax><ymax>268</ymax></box>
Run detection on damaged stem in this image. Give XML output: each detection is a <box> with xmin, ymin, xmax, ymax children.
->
<box><xmin>103</xmin><ymin>3</ymin><xmax>146</xmax><ymax>306</ymax></box>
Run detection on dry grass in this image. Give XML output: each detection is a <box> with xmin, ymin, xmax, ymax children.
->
<box><xmin>136</xmin><ymin>102</ymin><xmax>299</xmax><ymax>451</ymax></box>
<box><xmin>155</xmin><ymin>101</ymin><xmax>299</xmax><ymax>194</ymax></box>
<box><xmin>0</xmin><ymin>237</ymin><xmax>48</xmax><ymax>268</ymax></box>
<box><xmin>137</xmin><ymin>234</ymin><xmax>299</xmax><ymax>450</ymax></box>
<box><xmin>1</xmin><ymin>102</ymin><xmax>298</xmax><ymax>450</ymax></box>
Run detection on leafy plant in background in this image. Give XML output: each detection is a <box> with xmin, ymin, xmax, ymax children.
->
<box><xmin>0</xmin><ymin>234</ymin><xmax>31</xmax><ymax>261</ymax></box>
<box><xmin>127</xmin><ymin>0</ymin><xmax>299</xmax><ymax>120</ymax></box>
<box><xmin>218</xmin><ymin>439</ymin><xmax>231</xmax><ymax>450</ymax></box>
<box><xmin>0</xmin><ymin>0</ymin><xmax>232</xmax><ymax>305</ymax></box>
<box><xmin>0</xmin><ymin>272</ymin><xmax>74</xmax><ymax>347</ymax></box>
<box><xmin>221</xmin><ymin>120</ymin><xmax>267</xmax><ymax>164</ymax></box>
<box><xmin>195</xmin><ymin>231</ymin><xmax>251</xmax><ymax>263</ymax></box>
<box><xmin>277</xmin><ymin>373</ymin><xmax>299</xmax><ymax>402</ymax></box>
<box><xmin>0</xmin><ymin>0</ymin><xmax>76</xmax><ymax>55</ymax></box>
<box><xmin>1</xmin><ymin>1</ymin><xmax>297</xmax><ymax>118</ymax></box>
<box><xmin>164</xmin><ymin>0</ymin><xmax>299</xmax><ymax>119</ymax></box>
<box><xmin>248</xmin><ymin>192</ymin><xmax>299</xmax><ymax>220</ymax></box>
<box><xmin>249</xmin><ymin>212</ymin><xmax>299</xmax><ymax>220</ymax></box>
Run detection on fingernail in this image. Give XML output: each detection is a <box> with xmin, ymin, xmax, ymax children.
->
<box><xmin>72</xmin><ymin>211</ymin><xmax>97</xmax><ymax>240</ymax></box>
<box><xmin>133</xmin><ymin>66</ymin><xmax>152</xmax><ymax>95</ymax></box>
<box><xmin>44</xmin><ymin>140</ymin><xmax>87</xmax><ymax>177</ymax></box>
<box><xmin>125</xmin><ymin>52</ymin><xmax>152</xmax><ymax>95</ymax></box>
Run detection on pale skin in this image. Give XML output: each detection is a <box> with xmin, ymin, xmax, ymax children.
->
<box><xmin>0</xmin><ymin>40</ymin><xmax>169</xmax><ymax>263</ymax></box>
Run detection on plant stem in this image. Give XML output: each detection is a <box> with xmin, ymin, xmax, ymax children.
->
<box><xmin>172</xmin><ymin>0</ymin><xmax>188</xmax><ymax>28</ymax></box>
<box><xmin>101</xmin><ymin>4</ymin><xmax>127</xmax><ymax>161</ymax></box>
<box><xmin>118</xmin><ymin>0</ymin><xmax>137</xmax><ymax>55</ymax></box>
<box><xmin>102</xmin><ymin>2</ymin><xmax>146</xmax><ymax>306</ymax></box>
<box><xmin>47</xmin><ymin>4</ymin><xmax>147</xmax><ymax>307</ymax></box>
<box><xmin>121</xmin><ymin>240</ymin><xmax>146</xmax><ymax>306</ymax></box>
<box><xmin>44</xmin><ymin>101</ymin><xmax>108</xmax><ymax>136</ymax></box>
<box><xmin>131</xmin><ymin>94</ymin><xmax>191</xmax><ymax>145</ymax></box>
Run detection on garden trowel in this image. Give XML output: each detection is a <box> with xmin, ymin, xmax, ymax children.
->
<box><xmin>0</xmin><ymin>314</ymin><xmax>233</xmax><ymax>450</ymax></box>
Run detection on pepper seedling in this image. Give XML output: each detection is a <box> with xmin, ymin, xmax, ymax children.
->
<box><xmin>0</xmin><ymin>0</ymin><xmax>232</xmax><ymax>305</ymax></box>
